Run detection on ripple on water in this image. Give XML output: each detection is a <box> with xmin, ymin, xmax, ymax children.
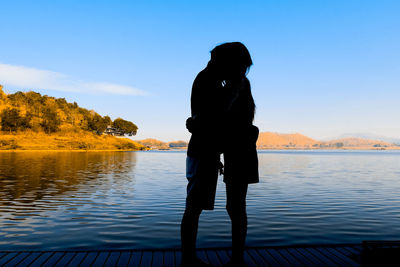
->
<box><xmin>1</xmin><ymin>150</ymin><xmax>400</xmax><ymax>249</ymax></box>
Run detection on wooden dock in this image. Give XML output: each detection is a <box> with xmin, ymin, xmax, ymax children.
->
<box><xmin>0</xmin><ymin>244</ymin><xmax>363</xmax><ymax>266</ymax></box>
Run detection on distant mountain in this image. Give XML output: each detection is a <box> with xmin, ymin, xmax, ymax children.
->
<box><xmin>335</xmin><ymin>133</ymin><xmax>400</xmax><ymax>145</ymax></box>
<box><xmin>322</xmin><ymin>137</ymin><xmax>394</xmax><ymax>148</ymax></box>
<box><xmin>257</xmin><ymin>132</ymin><xmax>318</xmax><ymax>149</ymax></box>
<box><xmin>136</xmin><ymin>139</ymin><xmax>188</xmax><ymax>149</ymax></box>
<box><xmin>140</xmin><ymin>133</ymin><xmax>399</xmax><ymax>150</ymax></box>
<box><xmin>256</xmin><ymin>132</ymin><xmax>399</xmax><ymax>149</ymax></box>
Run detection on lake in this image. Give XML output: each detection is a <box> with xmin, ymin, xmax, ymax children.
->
<box><xmin>1</xmin><ymin>150</ymin><xmax>400</xmax><ymax>250</ymax></box>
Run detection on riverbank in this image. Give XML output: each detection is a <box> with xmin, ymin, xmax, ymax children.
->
<box><xmin>0</xmin><ymin>131</ymin><xmax>145</xmax><ymax>151</ymax></box>
<box><xmin>257</xmin><ymin>147</ymin><xmax>400</xmax><ymax>150</ymax></box>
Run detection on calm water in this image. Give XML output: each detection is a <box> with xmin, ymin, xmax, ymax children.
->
<box><xmin>1</xmin><ymin>150</ymin><xmax>400</xmax><ymax>250</ymax></box>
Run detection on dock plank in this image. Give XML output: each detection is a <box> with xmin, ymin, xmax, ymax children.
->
<box><xmin>67</xmin><ymin>252</ymin><xmax>87</xmax><ymax>267</ymax></box>
<box><xmin>152</xmin><ymin>251</ymin><xmax>163</xmax><ymax>267</ymax></box>
<box><xmin>255</xmin><ymin>248</ymin><xmax>280</xmax><ymax>266</ymax></box>
<box><xmin>80</xmin><ymin>252</ymin><xmax>99</xmax><ymax>266</ymax></box>
<box><xmin>197</xmin><ymin>250</ymin><xmax>209</xmax><ymax>264</ymax></box>
<box><xmin>42</xmin><ymin>252</ymin><xmax>65</xmax><ymax>267</ymax></box>
<box><xmin>306</xmin><ymin>247</ymin><xmax>339</xmax><ymax>267</ymax></box>
<box><xmin>243</xmin><ymin>250</ymin><xmax>257</xmax><ymax>267</ymax></box>
<box><xmin>16</xmin><ymin>252</ymin><xmax>42</xmax><ymax>267</ymax></box>
<box><xmin>117</xmin><ymin>251</ymin><xmax>132</xmax><ymax>267</ymax></box>
<box><xmin>174</xmin><ymin>251</ymin><xmax>182</xmax><ymax>267</ymax></box>
<box><xmin>4</xmin><ymin>252</ymin><xmax>30</xmax><ymax>267</ymax></box>
<box><xmin>129</xmin><ymin>251</ymin><xmax>142</xmax><ymax>267</ymax></box>
<box><xmin>343</xmin><ymin>246</ymin><xmax>362</xmax><ymax>256</ymax></box>
<box><xmin>29</xmin><ymin>252</ymin><xmax>54</xmax><ymax>267</ymax></box>
<box><xmin>0</xmin><ymin>252</ymin><xmax>19</xmax><ymax>266</ymax></box>
<box><xmin>266</xmin><ymin>248</ymin><xmax>292</xmax><ymax>266</ymax></box>
<box><xmin>206</xmin><ymin>250</ymin><xmax>222</xmax><ymax>266</ymax></box>
<box><xmin>215</xmin><ymin>250</ymin><xmax>230</xmax><ymax>265</ymax></box>
<box><xmin>316</xmin><ymin>247</ymin><xmax>348</xmax><ymax>266</ymax></box>
<box><xmin>247</xmin><ymin>249</ymin><xmax>268</xmax><ymax>266</ymax></box>
<box><xmin>335</xmin><ymin>247</ymin><xmax>361</xmax><ymax>264</ymax></box>
<box><xmin>278</xmin><ymin>248</ymin><xmax>303</xmax><ymax>266</ymax></box>
<box><xmin>105</xmin><ymin>251</ymin><xmax>121</xmax><ymax>267</ymax></box>
<box><xmin>164</xmin><ymin>251</ymin><xmax>175</xmax><ymax>267</ymax></box>
<box><xmin>295</xmin><ymin>248</ymin><xmax>326</xmax><ymax>266</ymax></box>
<box><xmin>0</xmin><ymin>243</ymin><xmax>371</xmax><ymax>267</ymax></box>
<box><xmin>92</xmin><ymin>251</ymin><xmax>110</xmax><ymax>267</ymax></box>
<box><xmin>55</xmin><ymin>252</ymin><xmax>76</xmax><ymax>267</ymax></box>
<box><xmin>286</xmin><ymin>248</ymin><xmax>316</xmax><ymax>266</ymax></box>
<box><xmin>140</xmin><ymin>251</ymin><xmax>153</xmax><ymax>267</ymax></box>
<box><xmin>324</xmin><ymin>247</ymin><xmax>360</xmax><ymax>267</ymax></box>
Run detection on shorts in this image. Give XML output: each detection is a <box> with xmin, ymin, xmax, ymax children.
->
<box><xmin>185</xmin><ymin>156</ymin><xmax>219</xmax><ymax>210</ymax></box>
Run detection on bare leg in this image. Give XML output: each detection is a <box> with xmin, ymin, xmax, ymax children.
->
<box><xmin>181</xmin><ymin>207</ymin><xmax>202</xmax><ymax>262</ymax></box>
<box><xmin>226</xmin><ymin>182</ymin><xmax>248</xmax><ymax>264</ymax></box>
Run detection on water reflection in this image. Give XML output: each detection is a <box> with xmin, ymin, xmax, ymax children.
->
<box><xmin>0</xmin><ymin>151</ymin><xmax>137</xmax><ymax>216</ymax></box>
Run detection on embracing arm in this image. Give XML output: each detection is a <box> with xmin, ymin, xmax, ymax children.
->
<box><xmin>186</xmin><ymin>70</ymin><xmax>219</xmax><ymax>134</ymax></box>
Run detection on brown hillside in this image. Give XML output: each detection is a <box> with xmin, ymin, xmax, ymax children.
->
<box><xmin>257</xmin><ymin>132</ymin><xmax>319</xmax><ymax>149</ymax></box>
<box><xmin>323</xmin><ymin>138</ymin><xmax>394</xmax><ymax>148</ymax></box>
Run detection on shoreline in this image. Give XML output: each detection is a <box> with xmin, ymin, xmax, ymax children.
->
<box><xmin>0</xmin><ymin>149</ymin><xmax>143</xmax><ymax>152</ymax></box>
<box><xmin>1</xmin><ymin>147</ymin><xmax>399</xmax><ymax>152</ymax></box>
<box><xmin>0</xmin><ymin>131</ymin><xmax>145</xmax><ymax>151</ymax></box>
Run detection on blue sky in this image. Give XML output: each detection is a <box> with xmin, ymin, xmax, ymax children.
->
<box><xmin>1</xmin><ymin>0</ymin><xmax>399</xmax><ymax>141</ymax></box>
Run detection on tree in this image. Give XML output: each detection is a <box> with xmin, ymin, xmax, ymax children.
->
<box><xmin>0</xmin><ymin>85</ymin><xmax>5</xmax><ymax>100</ymax></box>
<box><xmin>88</xmin><ymin>114</ymin><xmax>109</xmax><ymax>134</ymax></box>
<box><xmin>41</xmin><ymin>108</ymin><xmax>60</xmax><ymax>133</ymax></box>
<box><xmin>112</xmin><ymin>118</ymin><xmax>138</xmax><ymax>136</ymax></box>
<box><xmin>7</xmin><ymin>91</ymin><xmax>26</xmax><ymax>106</ymax></box>
<box><xmin>103</xmin><ymin>116</ymin><xmax>112</xmax><ymax>126</ymax></box>
<box><xmin>0</xmin><ymin>108</ymin><xmax>31</xmax><ymax>131</ymax></box>
<box><xmin>335</xmin><ymin>142</ymin><xmax>344</xmax><ymax>148</ymax></box>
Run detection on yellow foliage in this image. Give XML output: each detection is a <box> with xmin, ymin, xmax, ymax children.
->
<box><xmin>0</xmin><ymin>131</ymin><xmax>145</xmax><ymax>151</ymax></box>
<box><xmin>0</xmin><ymin>130</ymin><xmax>145</xmax><ymax>151</ymax></box>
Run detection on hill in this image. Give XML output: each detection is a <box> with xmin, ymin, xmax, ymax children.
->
<box><xmin>322</xmin><ymin>137</ymin><xmax>395</xmax><ymax>148</ymax></box>
<box><xmin>137</xmin><ymin>133</ymin><xmax>399</xmax><ymax>151</ymax></box>
<box><xmin>136</xmin><ymin>139</ymin><xmax>188</xmax><ymax>149</ymax></box>
<box><xmin>0</xmin><ymin>131</ymin><xmax>144</xmax><ymax>151</ymax></box>
<box><xmin>257</xmin><ymin>132</ymin><xmax>318</xmax><ymax>149</ymax></box>
<box><xmin>256</xmin><ymin>132</ymin><xmax>399</xmax><ymax>150</ymax></box>
<box><xmin>0</xmin><ymin>85</ymin><xmax>144</xmax><ymax>151</ymax></box>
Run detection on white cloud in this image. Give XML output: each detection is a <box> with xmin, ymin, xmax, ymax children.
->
<box><xmin>0</xmin><ymin>63</ymin><xmax>147</xmax><ymax>96</ymax></box>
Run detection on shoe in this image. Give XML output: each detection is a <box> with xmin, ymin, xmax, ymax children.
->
<box><xmin>222</xmin><ymin>259</ymin><xmax>245</xmax><ymax>267</ymax></box>
<box><xmin>182</xmin><ymin>256</ymin><xmax>212</xmax><ymax>267</ymax></box>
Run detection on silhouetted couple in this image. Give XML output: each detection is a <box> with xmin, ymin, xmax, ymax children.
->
<box><xmin>181</xmin><ymin>42</ymin><xmax>259</xmax><ymax>267</ymax></box>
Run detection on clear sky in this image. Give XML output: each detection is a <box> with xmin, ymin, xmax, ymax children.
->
<box><xmin>1</xmin><ymin>0</ymin><xmax>399</xmax><ymax>141</ymax></box>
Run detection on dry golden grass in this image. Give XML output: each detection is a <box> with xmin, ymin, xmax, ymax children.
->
<box><xmin>0</xmin><ymin>130</ymin><xmax>145</xmax><ymax>151</ymax></box>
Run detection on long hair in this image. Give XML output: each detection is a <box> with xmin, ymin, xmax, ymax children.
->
<box><xmin>210</xmin><ymin>42</ymin><xmax>256</xmax><ymax>122</ymax></box>
<box><xmin>243</xmin><ymin>77</ymin><xmax>256</xmax><ymax>123</ymax></box>
<box><xmin>210</xmin><ymin>42</ymin><xmax>253</xmax><ymax>73</ymax></box>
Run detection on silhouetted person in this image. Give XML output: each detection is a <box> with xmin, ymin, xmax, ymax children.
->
<box><xmin>181</xmin><ymin>42</ymin><xmax>259</xmax><ymax>267</ymax></box>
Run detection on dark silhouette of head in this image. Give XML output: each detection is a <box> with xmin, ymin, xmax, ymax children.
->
<box><xmin>209</xmin><ymin>42</ymin><xmax>253</xmax><ymax>80</ymax></box>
